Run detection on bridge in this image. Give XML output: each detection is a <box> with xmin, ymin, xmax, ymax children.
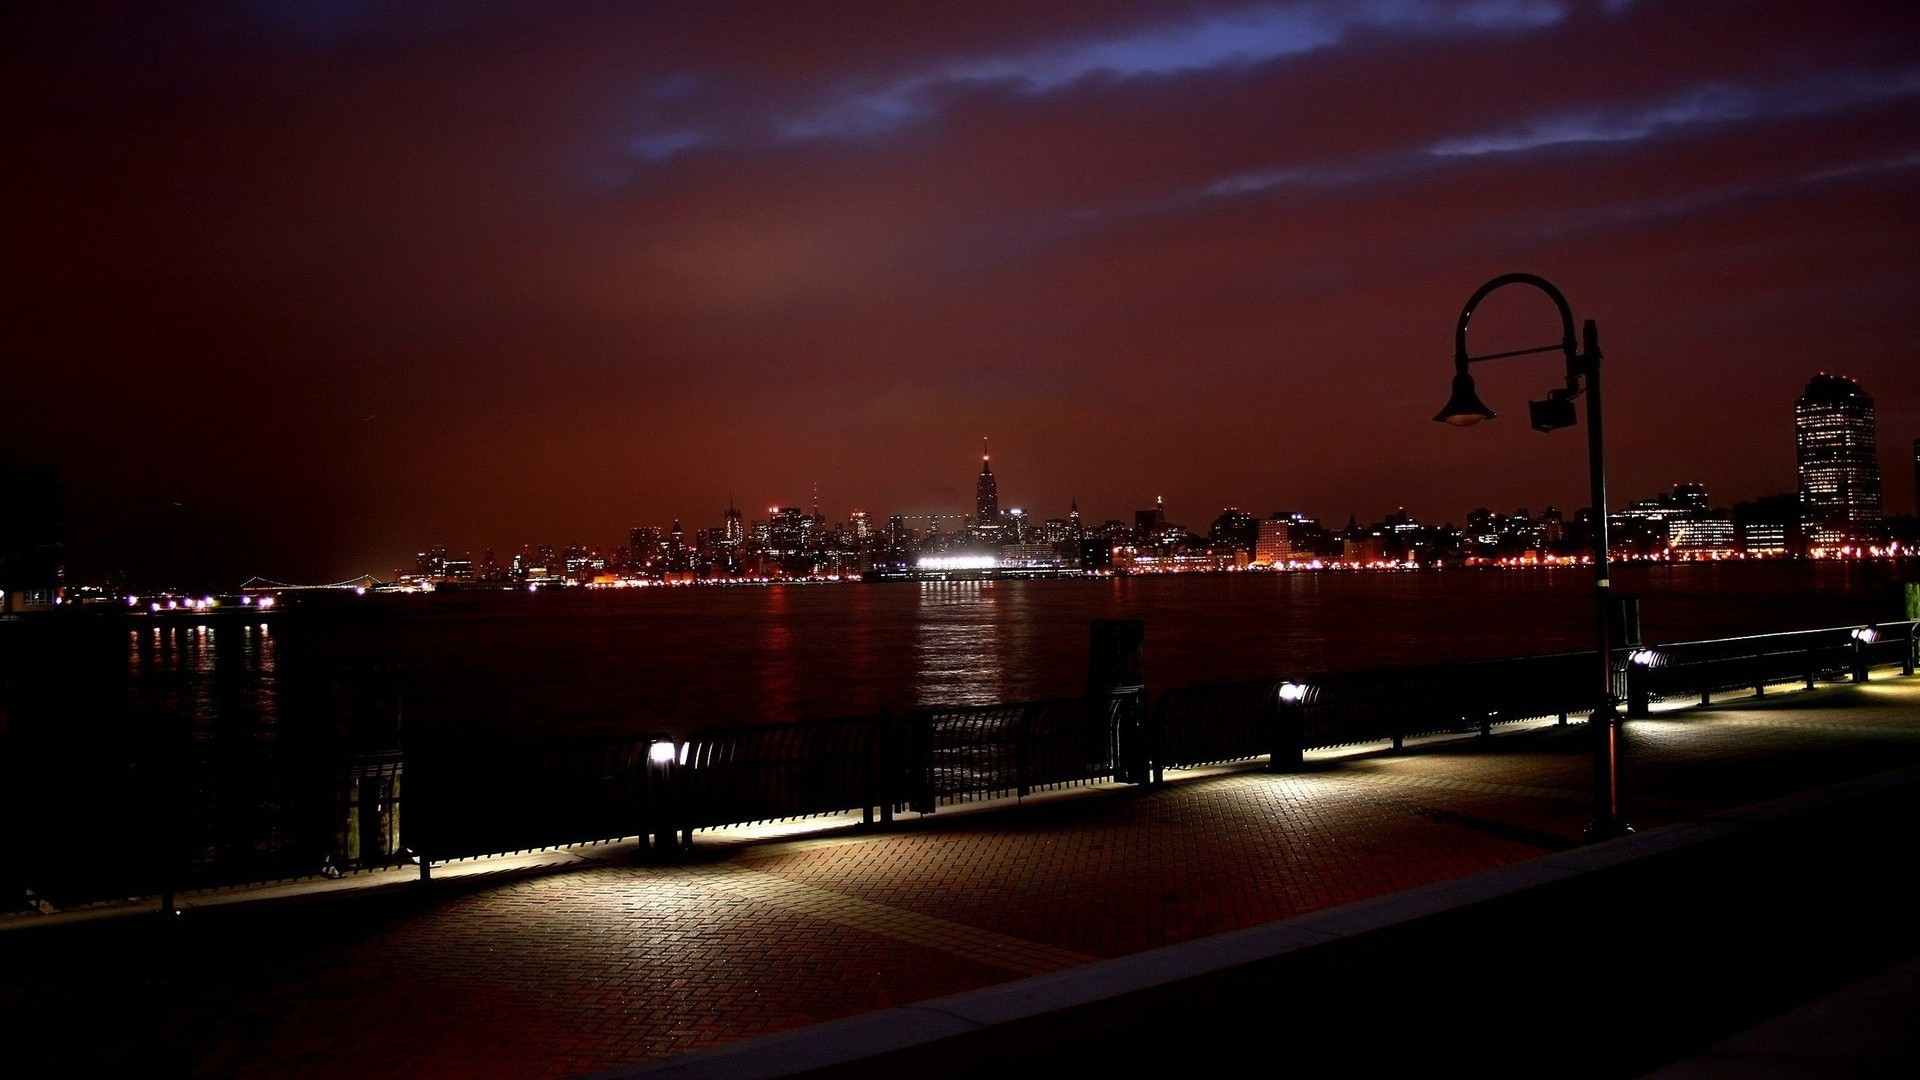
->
<box><xmin>240</xmin><ymin>574</ymin><xmax>386</xmax><ymax>592</ymax></box>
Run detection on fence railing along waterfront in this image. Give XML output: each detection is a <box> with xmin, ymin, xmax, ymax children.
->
<box><xmin>1623</xmin><ymin>622</ymin><xmax>1916</xmax><ymax>714</ymax></box>
<box><xmin>3</xmin><ymin>619</ymin><xmax>1914</xmax><ymax>912</ymax></box>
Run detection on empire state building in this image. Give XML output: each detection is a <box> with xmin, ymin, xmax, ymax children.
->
<box><xmin>975</xmin><ymin>439</ymin><xmax>1000</xmax><ymax>524</ymax></box>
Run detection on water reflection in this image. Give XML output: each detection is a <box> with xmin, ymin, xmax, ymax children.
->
<box><xmin>128</xmin><ymin>622</ymin><xmax>279</xmax><ymax>739</ymax></box>
<box><xmin>995</xmin><ymin>583</ymin><xmax>1041</xmax><ymax>701</ymax></box>
<box><xmin>832</xmin><ymin>582</ymin><xmax>887</xmax><ymax>718</ymax></box>
<box><xmin>913</xmin><ymin>580</ymin><xmax>1008</xmax><ymax>707</ymax></box>
<box><xmin>754</xmin><ymin>586</ymin><xmax>800</xmax><ymax>725</ymax></box>
<box><xmin>120</xmin><ymin>618</ymin><xmax>307</xmax><ymax>888</ymax></box>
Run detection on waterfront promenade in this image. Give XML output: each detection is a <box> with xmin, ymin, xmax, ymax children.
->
<box><xmin>6</xmin><ymin>673</ymin><xmax>1920</xmax><ymax>1078</ymax></box>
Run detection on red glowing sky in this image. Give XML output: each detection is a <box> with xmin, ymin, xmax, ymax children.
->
<box><xmin>5</xmin><ymin>1</ymin><xmax>1919</xmax><ymax>585</ymax></box>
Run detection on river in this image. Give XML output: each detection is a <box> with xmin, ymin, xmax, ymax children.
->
<box><xmin>2</xmin><ymin>560</ymin><xmax>1911</xmax><ymax>904</ymax></box>
<box><xmin>132</xmin><ymin>560</ymin><xmax>1916</xmax><ymax>742</ymax></box>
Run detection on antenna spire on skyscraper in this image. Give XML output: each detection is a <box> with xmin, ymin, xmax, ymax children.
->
<box><xmin>974</xmin><ymin>436</ymin><xmax>1000</xmax><ymax>524</ymax></box>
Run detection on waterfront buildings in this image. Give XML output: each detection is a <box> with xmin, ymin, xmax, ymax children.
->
<box><xmin>1668</xmin><ymin>515</ymin><xmax>1738</xmax><ymax>558</ymax></box>
<box><xmin>1611</xmin><ymin>484</ymin><xmax>1735</xmax><ymax>558</ymax></box>
<box><xmin>1795</xmin><ymin>374</ymin><xmax>1883</xmax><ymax>552</ymax></box>
<box><xmin>1209</xmin><ymin>508</ymin><xmax>1259</xmax><ymax>554</ymax></box>
<box><xmin>1733</xmin><ymin>494</ymin><xmax>1800</xmax><ymax>557</ymax></box>
<box><xmin>1253</xmin><ymin>518</ymin><xmax>1294</xmax><ymax>566</ymax></box>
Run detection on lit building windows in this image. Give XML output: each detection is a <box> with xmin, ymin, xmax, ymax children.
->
<box><xmin>1794</xmin><ymin>374</ymin><xmax>1883</xmax><ymax>553</ymax></box>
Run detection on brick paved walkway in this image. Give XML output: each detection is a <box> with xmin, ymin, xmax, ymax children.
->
<box><xmin>7</xmin><ymin>677</ymin><xmax>1920</xmax><ymax>1078</ymax></box>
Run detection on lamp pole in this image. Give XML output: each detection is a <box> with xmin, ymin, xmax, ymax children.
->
<box><xmin>1435</xmin><ymin>272</ymin><xmax>1628</xmax><ymax>842</ymax></box>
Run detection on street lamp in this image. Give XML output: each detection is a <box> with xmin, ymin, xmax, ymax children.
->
<box><xmin>1435</xmin><ymin>272</ymin><xmax>1629</xmax><ymax>842</ymax></box>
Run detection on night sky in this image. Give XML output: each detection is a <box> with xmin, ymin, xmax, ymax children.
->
<box><xmin>6</xmin><ymin>1</ymin><xmax>1919</xmax><ymax>586</ymax></box>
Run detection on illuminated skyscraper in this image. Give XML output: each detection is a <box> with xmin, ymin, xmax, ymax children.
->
<box><xmin>975</xmin><ymin>438</ymin><xmax>999</xmax><ymax>524</ymax></box>
<box><xmin>1254</xmin><ymin>518</ymin><xmax>1294</xmax><ymax>566</ymax></box>
<box><xmin>767</xmin><ymin>507</ymin><xmax>812</xmax><ymax>555</ymax></box>
<box><xmin>1209</xmin><ymin>507</ymin><xmax>1259</xmax><ymax>552</ymax></box>
<box><xmin>1795</xmin><ymin>374</ymin><xmax>1882</xmax><ymax>551</ymax></box>
<box><xmin>1134</xmin><ymin>497</ymin><xmax>1167</xmax><ymax>546</ymax></box>
<box><xmin>629</xmin><ymin>527</ymin><xmax>663</xmax><ymax>569</ymax></box>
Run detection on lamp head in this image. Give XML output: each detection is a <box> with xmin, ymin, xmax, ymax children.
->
<box><xmin>1435</xmin><ymin>370</ymin><xmax>1496</xmax><ymax>426</ymax></box>
<box><xmin>1528</xmin><ymin>389</ymin><xmax>1578</xmax><ymax>433</ymax></box>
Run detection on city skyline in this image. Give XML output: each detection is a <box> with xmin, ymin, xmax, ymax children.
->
<box><xmin>13</xmin><ymin>386</ymin><xmax>1920</xmax><ymax>592</ymax></box>
<box><xmin>6</xmin><ymin>2</ymin><xmax>1919</xmax><ymax>585</ymax></box>
<box><xmin>386</xmin><ymin>422</ymin><xmax>1905</xmax><ymax>590</ymax></box>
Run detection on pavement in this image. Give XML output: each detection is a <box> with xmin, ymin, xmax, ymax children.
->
<box><xmin>5</xmin><ymin>671</ymin><xmax>1920</xmax><ymax>1078</ymax></box>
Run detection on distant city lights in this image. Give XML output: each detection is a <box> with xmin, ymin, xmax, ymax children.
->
<box><xmin>915</xmin><ymin>555</ymin><xmax>999</xmax><ymax>571</ymax></box>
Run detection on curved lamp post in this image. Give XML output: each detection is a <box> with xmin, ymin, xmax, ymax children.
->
<box><xmin>1436</xmin><ymin>272</ymin><xmax>1629</xmax><ymax>842</ymax></box>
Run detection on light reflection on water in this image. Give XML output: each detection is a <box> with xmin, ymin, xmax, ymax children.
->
<box><xmin>98</xmin><ymin>561</ymin><xmax>1911</xmax><ymax>743</ymax></box>
<box><xmin>754</xmin><ymin>581</ymin><xmax>799</xmax><ymax>725</ymax></box>
<box><xmin>912</xmin><ymin>580</ymin><xmax>1008</xmax><ymax>708</ymax></box>
<box><xmin>128</xmin><ymin>622</ymin><xmax>279</xmax><ymax>740</ymax></box>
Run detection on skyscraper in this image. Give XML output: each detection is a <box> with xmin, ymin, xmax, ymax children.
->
<box><xmin>1795</xmin><ymin>374</ymin><xmax>1883</xmax><ymax>552</ymax></box>
<box><xmin>975</xmin><ymin>438</ymin><xmax>1000</xmax><ymax>524</ymax></box>
<box><xmin>1254</xmin><ymin>518</ymin><xmax>1294</xmax><ymax>566</ymax></box>
<box><xmin>766</xmin><ymin>507</ymin><xmax>813</xmax><ymax>555</ymax></box>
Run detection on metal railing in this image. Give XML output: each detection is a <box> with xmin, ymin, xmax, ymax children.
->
<box><xmin>897</xmin><ymin>696</ymin><xmax>1119</xmax><ymax>812</ymax></box>
<box><xmin>1150</xmin><ymin>679</ymin><xmax>1289</xmax><ymax>778</ymax></box>
<box><xmin>1623</xmin><ymin>621</ymin><xmax>1917</xmax><ymax>716</ymax></box>
<box><xmin>5</xmin><ymin>619</ymin><xmax>1914</xmax><ymax>910</ymax></box>
<box><xmin>1302</xmin><ymin>650</ymin><xmax>1604</xmax><ymax>751</ymax></box>
<box><xmin>674</xmin><ymin>714</ymin><xmax>887</xmax><ymax>834</ymax></box>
